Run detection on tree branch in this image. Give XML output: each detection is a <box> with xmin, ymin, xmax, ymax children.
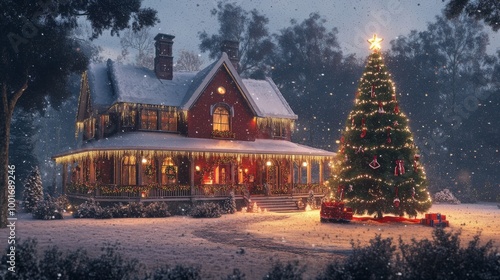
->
<box><xmin>8</xmin><ymin>80</ymin><xmax>28</xmax><ymax>113</ymax></box>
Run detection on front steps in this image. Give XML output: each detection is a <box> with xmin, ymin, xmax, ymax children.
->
<box><xmin>248</xmin><ymin>196</ymin><xmax>303</xmax><ymax>212</ymax></box>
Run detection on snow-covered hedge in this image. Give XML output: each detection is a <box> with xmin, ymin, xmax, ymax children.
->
<box><xmin>190</xmin><ymin>202</ymin><xmax>222</xmax><ymax>218</ymax></box>
<box><xmin>433</xmin><ymin>189</ymin><xmax>461</xmax><ymax>204</ymax></box>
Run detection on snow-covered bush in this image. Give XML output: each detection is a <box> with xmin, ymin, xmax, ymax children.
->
<box><xmin>263</xmin><ymin>261</ymin><xmax>305</xmax><ymax>280</ymax></box>
<box><xmin>0</xmin><ymin>239</ymin><xmax>139</xmax><ymax>280</ymax></box>
<box><xmin>144</xmin><ymin>202</ymin><xmax>171</xmax><ymax>218</ymax></box>
<box><xmin>73</xmin><ymin>199</ymin><xmax>102</xmax><ymax>218</ymax></box>
<box><xmin>190</xmin><ymin>202</ymin><xmax>222</xmax><ymax>218</ymax></box>
<box><xmin>433</xmin><ymin>188</ymin><xmax>461</xmax><ymax>204</ymax></box>
<box><xmin>148</xmin><ymin>265</ymin><xmax>201</xmax><ymax>280</ymax></box>
<box><xmin>22</xmin><ymin>166</ymin><xmax>44</xmax><ymax>213</ymax></box>
<box><xmin>32</xmin><ymin>195</ymin><xmax>63</xmax><ymax>220</ymax></box>
<box><xmin>222</xmin><ymin>191</ymin><xmax>237</xmax><ymax>214</ymax></box>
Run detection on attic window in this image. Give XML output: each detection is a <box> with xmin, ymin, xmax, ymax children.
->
<box><xmin>217</xmin><ymin>86</ymin><xmax>226</xmax><ymax>95</ymax></box>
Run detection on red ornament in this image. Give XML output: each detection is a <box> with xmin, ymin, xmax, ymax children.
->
<box><xmin>394</xmin><ymin>104</ymin><xmax>400</xmax><ymax>114</ymax></box>
<box><xmin>361</xmin><ymin>118</ymin><xmax>366</xmax><ymax>126</ymax></box>
<box><xmin>378</xmin><ymin>101</ymin><xmax>385</xmax><ymax>113</ymax></box>
<box><xmin>394</xmin><ymin>187</ymin><xmax>400</xmax><ymax>208</ymax></box>
<box><xmin>394</xmin><ymin>160</ymin><xmax>405</xmax><ymax>176</ymax></box>
<box><xmin>369</xmin><ymin>156</ymin><xmax>380</xmax><ymax>169</ymax></box>
<box><xmin>413</xmin><ymin>154</ymin><xmax>420</xmax><ymax>172</ymax></box>
<box><xmin>386</xmin><ymin>127</ymin><xmax>392</xmax><ymax>144</ymax></box>
<box><xmin>340</xmin><ymin>135</ymin><xmax>345</xmax><ymax>144</ymax></box>
<box><xmin>371</xmin><ymin>84</ymin><xmax>376</xmax><ymax>98</ymax></box>
<box><xmin>355</xmin><ymin>145</ymin><xmax>364</xmax><ymax>154</ymax></box>
<box><xmin>360</xmin><ymin>127</ymin><xmax>367</xmax><ymax>138</ymax></box>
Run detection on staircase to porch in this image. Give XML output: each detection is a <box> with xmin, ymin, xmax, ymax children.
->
<box><xmin>248</xmin><ymin>196</ymin><xmax>303</xmax><ymax>212</ymax></box>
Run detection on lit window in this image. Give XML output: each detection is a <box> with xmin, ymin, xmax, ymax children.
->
<box><xmin>122</xmin><ymin>155</ymin><xmax>137</xmax><ymax>185</ymax></box>
<box><xmin>142</xmin><ymin>157</ymin><xmax>157</xmax><ymax>184</ymax></box>
<box><xmin>161</xmin><ymin>157</ymin><xmax>177</xmax><ymax>185</ymax></box>
<box><xmin>122</xmin><ymin>105</ymin><xmax>136</xmax><ymax>128</ymax></box>
<box><xmin>160</xmin><ymin>111</ymin><xmax>177</xmax><ymax>132</ymax></box>
<box><xmin>141</xmin><ymin>109</ymin><xmax>158</xmax><ymax>130</ymax></box>
<box><xmin>213</xmin><ymin>106</ymin><xmax>230</xmax><ymax>132</ymax></box>
<box><xmin>273</xmin><ymin>122</ymin><xmax>286</xmax><ymax>138</ymax></box>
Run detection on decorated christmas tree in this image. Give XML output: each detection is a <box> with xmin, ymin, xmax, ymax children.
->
<box><xmin>22</xmin><ymin>166</ymin><xmax>44</xmax><ymax>213</ymax></box>
<box><xmin>332</xmin><ymin>35</ymin><xmax>431</xmax><ymax>218</ymax></box>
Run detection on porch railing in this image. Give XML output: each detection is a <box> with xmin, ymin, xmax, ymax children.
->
<box><xmin>66</xmin><ymin>183</ymin><xmax>330</xmax><ymax>199</ymax></box>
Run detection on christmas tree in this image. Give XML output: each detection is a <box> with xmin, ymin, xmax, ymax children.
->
<box><xmin>332</xmin><ymin>35</ymin><xmax>431</xmax><ymax>218</ymax></box>
<box><xmin>22</xmin><ymin>166</ymin><xmax>44</xmax><ymax>213</ymax></box>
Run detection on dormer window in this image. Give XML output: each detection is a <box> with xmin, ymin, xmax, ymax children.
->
<box><xmin>273</xmin><ymin>121</ymin><xmax>286</xmax><ymax>138</ymax></box>
<box><xmin>141</xmin><ymin>109</ymin><xmax>158</xmax><ymax>130</ymax></box>
<box><xmin>213</xmin><ymin>106</ymin><xmax>230</xmax><ymax>132</ymax></box>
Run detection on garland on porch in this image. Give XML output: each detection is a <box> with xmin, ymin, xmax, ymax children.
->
<box><xmin>211</xmin><ymin>130</ymin><xmax>236</xmax><ymax>139</ymax></box>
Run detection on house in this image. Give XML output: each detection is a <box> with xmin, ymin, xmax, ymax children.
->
<box><xmin>52</xmin><ymin>34</ymin><xmax>335</xmax><ymax>203</ymax></box>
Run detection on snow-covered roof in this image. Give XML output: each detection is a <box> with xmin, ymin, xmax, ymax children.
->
<box><xmin>85</xmin><ymin>54</ymin><xmax>296</xmax><ymax>119</ymax></box>
<box><xmin>53</xmin><ymin>132</ymin><xmax>334</xmax><ymax>163</ymax></box>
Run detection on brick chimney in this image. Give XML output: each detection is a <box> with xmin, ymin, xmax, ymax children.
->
<box><xmin>221</xmin><ymin>40</ymin><xmax>239</xmax><ymax>72</ymax></box>
<box><xmin>154</xmin><ymin>33</ymin><xmax>175</xmax><ymax>80</ymax></box>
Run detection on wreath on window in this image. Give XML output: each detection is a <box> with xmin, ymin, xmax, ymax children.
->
<box><xmin>164</xmin><ymin>165</ymin><xmax>177</xmax><ymax>179</ymax></box>
<box><xmin>144</xmin><ymin>164</ymin><xmax>156</xmax><ymax>179</ymax></box>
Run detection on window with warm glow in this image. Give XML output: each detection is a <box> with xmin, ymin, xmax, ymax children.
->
<box><xmin>213</xmin><ymin>106</ymin><xmax>230</xmax><ymax>132</ymax></box>
<box><xmin>83</xmin><ymin>118</ymin><xmax>95</xmax><ymax>140</ymax></box>
<box><xmin>122</xmin><ymin>105</ymin><xmax>136</xmax><ymax>128</ymax></box>
<box><xmin>140</xmin><ymin>109</ymin><xmax>158</xmax><ymax>130</ymax></box>
<box><xmin>122</xmin><ymin>155</ymin><xmax>137</xmax><ymax>185</ymax></box>
<box><xmin>142</xmin><ymin>157</ymin><xmax>157</xmax><ymax>184</ymax></box>
<box><xmin>272</xmin><ymin>121</ymin><xmax>286</xmax><ymax>138</ymax></box>
<box><xmin>160</xmin><ymin>111</ymin><xmax>177</xmax><ymax>132</ymax></box>
<box><xmin>161</xmin><ymin>157</ymin><xmax>177</xmax><ymax>185</ymax></box>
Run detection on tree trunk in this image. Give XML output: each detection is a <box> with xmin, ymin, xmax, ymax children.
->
<box><xmin>376</xmin><ymin>210</ymin><xmax>383</xmax><ymax>219</ymax></box>
<box><xmin>0</xmin><ymin>93</ymin><xmax>13</xmax><ymax>228</ymax></box>
<box><xmin>1</xmin><ymin>82</ymin><xmax>26</xmax><ymax>228</ymax></box>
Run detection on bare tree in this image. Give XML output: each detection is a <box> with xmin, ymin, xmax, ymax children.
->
<box><xmin>120</xmin><ymin>27</ymin><xmax>154</xmax><ymax>69</ymax></box>
<box><xmin>174</xmin><ymin>50</ymin><xmax>204</xmax><ymax>71</ymax></box>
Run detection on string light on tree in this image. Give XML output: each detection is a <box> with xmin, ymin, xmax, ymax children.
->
<box><xmin>330</xmin><ymin>34</ymin><xmax>431</xmax><ymax>218</ymax></box>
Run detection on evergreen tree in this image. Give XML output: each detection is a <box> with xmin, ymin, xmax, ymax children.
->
<box><xmin>22</xmin><ymin>167</ymin><xmax>44</xmax><ymax>213</ymax></box>
<box><xmin>332</xmin><ymin>35</ymin><xmax>431</xmax><ymax>218</ymax></box>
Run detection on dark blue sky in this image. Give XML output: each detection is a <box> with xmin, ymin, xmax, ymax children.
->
<box><xmin>93</xmin><ymin>0</ymin><xmax>499</xmax><ymax>63</ymax></box>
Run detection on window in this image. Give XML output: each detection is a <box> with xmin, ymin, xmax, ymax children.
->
<box><xmin>161</xmin><ymin>157</ymin><xmax>177</xmax><ymax>185</ymax></box>
<box><xmin>141</xmin><ymin>157</ymin><xmax>157</xmax><ymax>185</ymax></box>
<box><xmin>273</xmin><ymin>122</ymin><xmax>286</xmax><ymax>138</ymax></box>
<box><xmin>213</xmin><ymin>106</ymin><xmax>230</xmax><ymax>132</ymax></box>
<box><xmin>122</xmin><ymin>156</ymin><xmax>137</xmax><ymax>185</ymax></box>
<box><xmin>83</xmin><ymin>118</ymin><xmax>95</xmax><ymax>140</ymax></box>
<box><xmin>140</xmin><ymin>109</ymin><xmax>158</xmax><ymax>130</ymax></box>
<box><xmin>122</xmin><ymin>105</ymin><xmax>136</xmax><ymax>128</ymax></box>
<box><xmin>160</xmin><ymin>111</ymin><xmax>177</xmax><ymax>132</ymax></box>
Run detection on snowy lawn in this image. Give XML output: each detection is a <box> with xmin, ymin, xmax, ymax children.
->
<box><xmin>1</xmin><ymin>202</ymin><xmax>499</xmax><ymax>279</ymax></box>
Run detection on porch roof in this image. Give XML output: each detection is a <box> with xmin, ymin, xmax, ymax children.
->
<box><xmin>53</xmin><ymin>132</ymin><xmax>335</xmax><ymax>164</ymax></box>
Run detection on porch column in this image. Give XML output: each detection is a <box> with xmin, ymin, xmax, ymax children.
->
<box><xmin>189</xmin><ymin>156</ymin><xmax>195</xmax><ymax>195</ymax></box>
<box><xmin>306</xmin><ymin>160</ymin><xmax>311</xmax><ymax>184</ymax></box>
<box><xmin>62</xmin><ymin>163</ymin><xmax>68</xmax><ymax>195</ymax></box>
<box><xmin>319</xmin><ymin>160</ymin><xmax>324</xmax><ymax>185</ymax></box>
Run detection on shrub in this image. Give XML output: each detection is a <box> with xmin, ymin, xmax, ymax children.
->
<box><xmin>223</xmin><ymin>269</ymin><xmax>246</xmax><ymax>280</ymax></box>
<box><xmin>263</xmin><ymin>261</ymin><xmax>305</xmax><ymax>280</ymax></box>
<box><xmin>145</xmin><ymin>265</ymin><xmax>201</xmax><ymax>280</ymax></box>
<box><xmin>86</xmin><ymin>242</ymin><xmax>140</xmax><ymax>280</ymax></box>
<box><xmin>95</xmin><ymin>207</ymin><xmax>114</xmax><ymax>219</ymax></box>
<box><xmin>317</xmin><ymin>235</ymin><xmax>395</xmax><ymax>280</ymax></box>
<box><xmin>127</xmin><ymin>202</ymin><xmax>146</xmax><ymax>218</ymax></box>
<box><xmin>32</xmin><ymin>195</ymin><xmax>64</xmax><ymax>220</ymax></box>
<box><xmin>1</xmin><ymin>238</ymin><xmax>41</xmax><ymax>279</ymax></box>
<box><xmin>144</xmin><ymin>202</ymin><xmax>171</xmax><ymax>218</ymax></box>
<box><xmin>398</xmin><ymin>228</ymin><xmax>500</xmax><ymax>280</ymax></box>
<box><xmin>73</xmin><ymin>199</ymin><xmax>103</xmax><ymax>218</ymax></box>
<box><xmin>190</xmin><ymin>202</ymin><xmax>222</xmax><ymax>218</ymax></box>
<box><xmin>222</xmin><ymin>191</ymin><xmax>237</xmax><ymax>214</ymax></box>
<box><xmin>433</xmin><ymin>188</ymin><xmax>461</xmax><ymax>204</ymax></box>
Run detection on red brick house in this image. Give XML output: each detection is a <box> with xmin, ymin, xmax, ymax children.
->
<box><xmin>53</xmin><ymin>34</ymin><xmax>335</xmax><ymax>203</ymax></box>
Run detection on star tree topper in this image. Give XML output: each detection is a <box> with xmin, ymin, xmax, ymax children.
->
<box><xmin>367</xmin><ymin>34</ymin><xmax>383</xmax><ymax>51</ymax></box>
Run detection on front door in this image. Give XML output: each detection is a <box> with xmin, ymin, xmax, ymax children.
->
<box><xmin>266</xmin><ymin>162</ymin><xmax>278</xmax><ymax>195</ymax></box>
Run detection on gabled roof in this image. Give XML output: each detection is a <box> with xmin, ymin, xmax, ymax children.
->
<box><xmin>84</xmin><ymin>54</ymin><xmax>297</xmax><ymax>119</ymax></box>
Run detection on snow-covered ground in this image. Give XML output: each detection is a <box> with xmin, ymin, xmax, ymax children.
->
<box><xmin>1</xmin><ymin>202</ymin><xmax>499</xmax><ymax>279</ymax></box>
